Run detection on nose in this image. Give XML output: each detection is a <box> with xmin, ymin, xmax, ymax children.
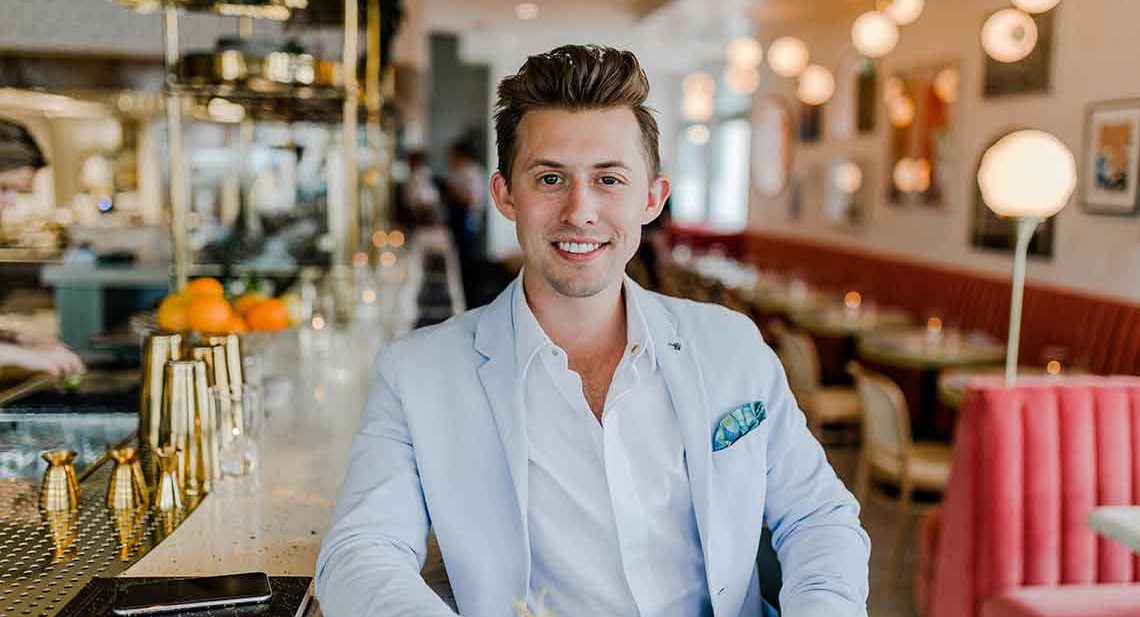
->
<box><xmin>560</xmin><ymin>179</ymin><xmax>598</xmax><ymax>228</ymax></box>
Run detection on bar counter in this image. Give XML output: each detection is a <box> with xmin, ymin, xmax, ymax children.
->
<box><xmin>122</xmin><ymin>326</ymin><xmax>382</xmax><ymax>579</ymax></box>
<box><xmin>0</xmin><ymin>230</ymin><xmax>463</xmax><ymax>616</ymax></box>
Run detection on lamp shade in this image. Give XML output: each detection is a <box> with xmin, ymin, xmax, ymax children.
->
<box><xmin>682</xmin><ymin>94</ymin><xmax>714</xmax><ymax>123</ymax></box>
<box><xmin>893</xmin><ymin>158</ymin><xmax>920</xmax><ymax>192</ymax></box>
<box><xmin>725</xmin><ymin>65</ymin><xmax>761</xmax><ymax>94</ymax></box>
<box><xmin>834</xmin><ymin>161</ymin><xmax>864</xmax><ymax>194</ymax></box>
<box><xmin>880</xmin><ymin>0</ymin><xmax>924</xmax><ymax>25</ymax></box>
<box><xmin>852</xmin><ymin>11</ymin><xmax>899</xmax><ymax>58</ymax></box>
<box><xmin>1012</xmin><ymin>0</ymin><xmax>1060</xmax><ymax>14</ymax></box>
<box><xmin>797</xmin><ymin>64</ymin><xmax>835</xmax><ymax>106</ymax></box>
<box><xmin>933</xmin><ymin>67</ymin><xmax>960</xmax><ymax>103</ymax></box>
<box><xmin>768</xmin><ymin>37</ymin><xmax>809</xmax><ymax>77</ymax></box>
<box><xmin>682</xmin><ymin>72</ymin><xmax>715</xmax><ymax>122</ymax></box>
<box><xmin>683</xmin><ymin>72</ymin><xmax>716</xmax><ymax>97</ymax></box>
<box><xmin>982</xmin><ymin>8</ymin><xmax>1038</xmax><ymax>63</ymax></box>
<box><xmin>887</xmin><ymin>95</ymin><xmax>916</xmax><ymax>127</ymax></box>
<box><xmin>978</xmin><ymin>130</ymin><xmax>1076</xmax><ymax>218</ymax></box>
<box><xmin>727</xmin><ymin>37</ymin><xmax>763</xmax><ymax>68</ymax></box>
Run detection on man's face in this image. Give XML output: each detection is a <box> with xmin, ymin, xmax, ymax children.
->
<box><xmin>491</xmin><ymin>107</ymin><xmax>669</xmax><ymax>300</ymax></box>
<box><xmin>0</xmin><ymin>166</ymin><xmax>36</xmax><ymax>209</ymax></box>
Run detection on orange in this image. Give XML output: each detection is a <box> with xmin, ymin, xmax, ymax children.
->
<box><xmin>186</xmin><ymin>295</ymin><xmax>234</xmax><ymax>333</ymax></box>
<box><xmin>186</xmin><ymin>277</ymin><xmax>225</xmax><ymax>298</ymax></box>
<box><xmin>232</xmin><ymin>293</ymin><xmax>268</xmax><ymax>316</ymax></box>
<box><xmin>245</xmin><ymin>298</ymin><xmax>291</xmax><ymax>331</ymax></box>
<box><xmin>227</xmin><ymin>314</ymin><xmax>249</xmax><ymax>334</ymax></box>
<box><xmin>157</xmin><ymin>293</ymin><xmax>192</xmax><ymax>332</ymax></box>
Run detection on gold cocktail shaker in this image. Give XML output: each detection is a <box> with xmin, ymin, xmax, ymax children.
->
<box><xmin>162</xmin><ymin>359</ymin><xmax>217</xmax><ymax>495</ymax></box>
<box><xmin>204</xmin><ymin>333</ymin><xmax>243</xmax><ymax>387</ymax></box>
<box><xmin>140</xmin><ymin>333</ymin><xmax>182</xmax><ymax>447</ymax></box>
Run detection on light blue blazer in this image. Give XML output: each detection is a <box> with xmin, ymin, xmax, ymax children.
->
<box><xmin>316</xmin><ymin>278</ymin><xmax>870</xmax><ymax>617</ymax></box>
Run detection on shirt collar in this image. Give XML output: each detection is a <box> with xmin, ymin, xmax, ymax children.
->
<box><xmin>512</xmin><ymin>273</ymin><xmax>657</xmax><ymax>374</ymax></box>
<box><xmin>513</xmin><ymin>272</ymin><xmax>554</xmax><ymax>376</ymax></box>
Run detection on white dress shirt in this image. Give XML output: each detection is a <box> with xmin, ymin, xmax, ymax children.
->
<box><xmin>514</xmin><ymin>279</ymin><xmax>713</xmax><ymax>617</ymax></box>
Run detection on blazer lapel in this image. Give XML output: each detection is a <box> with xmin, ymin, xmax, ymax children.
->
<box><xmin>636</xmin><ymin>283</ymin><xmax>719</xmax><ymax>607</ymax></box>
<box><xmin>473</xmin><ymin>279</ymin><xmax>531</xmax><ymax>584</ymax></box>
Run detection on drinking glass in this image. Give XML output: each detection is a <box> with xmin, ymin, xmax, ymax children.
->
<box><xmin>210</xmin><ymin>383</ymin><xmax>262</xmax><ymax>478</ymax></box>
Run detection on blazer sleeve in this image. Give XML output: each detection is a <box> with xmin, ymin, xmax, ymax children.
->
<box><xmin>315</xmin><ymin>345</ymin><xmax>458</xmax><ymax>617</ymax></box>
<box><xmin>754</xmin><ymin>331</ymin><xmax>872</xmax><ymax>617</ymax></box>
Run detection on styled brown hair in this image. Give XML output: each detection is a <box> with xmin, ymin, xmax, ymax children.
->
<box><xmin>493</xmin><ymin>44</ymin><xmax>660</xmax><ymax>185</ymax></box>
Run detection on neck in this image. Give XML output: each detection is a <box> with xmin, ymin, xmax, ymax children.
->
<box><xmin>521</xmin><ymin>270</ymin><xmax>627</xmax><ymax>358</ymax></box>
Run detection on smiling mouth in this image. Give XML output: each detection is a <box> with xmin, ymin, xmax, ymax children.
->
<box><xmin>551</xmin><ymin>240</ymin><xmax>609</xmax><ymax>260</ymax></box>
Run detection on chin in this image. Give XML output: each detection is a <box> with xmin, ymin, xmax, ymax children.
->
<box><xmin>544</xmin><ymin>268</ymin><xmax>620</xmax><ymax>299</ymax></box>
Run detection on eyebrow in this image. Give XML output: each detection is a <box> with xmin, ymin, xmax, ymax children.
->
<box><xmin>526</xmin><ymin>159</ymin><xmax>631</xmax><ymax>171</ymax></box>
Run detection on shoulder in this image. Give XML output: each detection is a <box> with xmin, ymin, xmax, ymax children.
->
<box><xmin>649</xmin><ymin>290</ymin><xmax>764</xmax><ymax>345</ymax></box>
<box><xmin>374</xmin><ymin>307</ymin><xmax>483</xmax><ymax>374</ymax></box>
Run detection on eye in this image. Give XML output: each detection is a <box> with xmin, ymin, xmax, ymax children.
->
<box><xmin>599</xmin><ymin>175</ymin><xmax>622</xmax><ymax>186</ymax></box>
<box><xmin>539</xmin><ymin>174</ymin><xmax>562</xmax><ymax>186</ymax></box>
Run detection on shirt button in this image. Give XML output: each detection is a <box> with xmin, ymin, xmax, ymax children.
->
<box><xmin>551</xmin><ymin>349</ymin><xmax>559</xmax><ymax>357</ymax></box>
<box><xmin>631</xmin><ymin>344</ymin><xmax>640</xmax><ymax>354</ymax></box>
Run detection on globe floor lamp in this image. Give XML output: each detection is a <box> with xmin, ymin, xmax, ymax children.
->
<box><xmin>977</xmin><ymin>130</ymin><xmax>1077</xmax><ymax>386</ymax></box>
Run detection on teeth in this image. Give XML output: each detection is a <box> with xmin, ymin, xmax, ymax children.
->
<box><xmin>556</xmin><ymin>242</ymin><xmax>602</xmax><ymax>254</ymax></box>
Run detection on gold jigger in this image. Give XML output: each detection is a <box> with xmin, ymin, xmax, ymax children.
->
<box><xmin>140</xmin><ymin>333</ymin><xmax>182</xmax><ymax>448</ymax></box>
<box><xmin>154</xmin><ymin>445</ymin><xmax>184</xmax><ymax>511</ymax></box>
<box><xmin>40</xmin><ymin>449</ymin><xmax>80</xmax><ymax>512</ymax></box>
<box><xmin>204</xmin><ymin>333</ymin><xmax>243</xmax><ymax>387</ymax></box>
<box><xmin>106</xmin><ymin>446</ymin><xmax>149</xmax><ymax>510</ymax></box>
<box><xmin>163</xmin><ymin>360</ymin><xmax>216</xmax><ymax>495</ymax></box>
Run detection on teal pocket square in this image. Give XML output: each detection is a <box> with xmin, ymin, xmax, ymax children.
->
<box><xmin>712</xmin><ymin>400</ymin><xmax>767</xmax><ymax>452</ymax></box>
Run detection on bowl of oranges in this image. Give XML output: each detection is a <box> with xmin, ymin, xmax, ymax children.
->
<box><xmin>156</xmin><ymin>277</ymin><xmax>294</xmax><ymax>336</ymax></box>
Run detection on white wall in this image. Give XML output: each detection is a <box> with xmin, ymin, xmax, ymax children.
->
<box><xmin>750</xmin><ymin>0</ymin><xmax>1140</xmax><ymax>302</ymax></box>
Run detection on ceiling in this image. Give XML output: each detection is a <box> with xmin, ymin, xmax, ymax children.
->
<box><xmin>424</xmin><ymin>0</ymin><xmax>640</xmax><ymax>34</ymax></box>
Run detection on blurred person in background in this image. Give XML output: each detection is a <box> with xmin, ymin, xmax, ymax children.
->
<box><xmin>399</xmin><ymin>150</ymin><xmax>443</xmax><ymax>227</ymax></box>
<box><xmin>443</xmin><ymin>136</ymin><xmax>488</xmax><ymax>262</ymax></box>
<box><xmin>0</xmin><ymin>118</ymin><xmax>86</xmax><ymax>378</ymax></box>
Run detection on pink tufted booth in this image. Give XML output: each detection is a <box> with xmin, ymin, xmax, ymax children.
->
<box><xmin>916</xmin><ymin>376</ymin><xmax>1140</xmax><ymax>617</ymax></box>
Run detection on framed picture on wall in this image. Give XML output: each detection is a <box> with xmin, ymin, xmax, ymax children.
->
<box><xmin>1082</xmin><ymin>99</ymin><xmax>1140</xmax><ymax>216</ymax></box>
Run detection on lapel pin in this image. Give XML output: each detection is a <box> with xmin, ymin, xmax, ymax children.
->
<box><xmin>669</xmin><ymin>342</ymin><xmax>682</xmax><ymax>351</ymax></box>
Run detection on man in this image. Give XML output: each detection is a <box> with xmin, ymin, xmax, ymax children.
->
<box><xmin>0</xmin><ymin>119</ymin><xmax>85</xmax><ymax>378</ymax></box>
<box><xmin>317</xmin><ymin>45</ymin><xmax>870</xmax><ymax>617</ymax></box>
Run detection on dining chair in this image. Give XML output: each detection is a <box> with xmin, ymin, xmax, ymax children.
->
<box><xmin>848</xmin><ymin>361</ymin><xmax>952</xmax><ymax>581</ymax></box>
<box><xmin>770</xmin><ymin>322</ymin><xmax>861</xmax><ymax>440</ymax></box>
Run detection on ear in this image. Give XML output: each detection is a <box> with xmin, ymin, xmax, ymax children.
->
<box><xmin>640</xmin><ymin>174</ymin><xmax>671</xmax><ymax>225</ymax></box>
<box><xmin>490</xmin><ymin>170</ymin><xmax>517</xmax><ymax>222</ymax></box>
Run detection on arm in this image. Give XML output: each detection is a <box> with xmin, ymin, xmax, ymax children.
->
<box><xmin>315</xmin><ymin>347</ymin><xmax>458</xmax><ymax>617</ymax></box>
<box><xmin>756</xmin><ymin>337</ymin><xmax>871</xmax><ymax>617</ymax></box>
<box><xmin>0</xmin><ymin>340</ymin><xmax>85</xmax><ymax>377</ymax></box>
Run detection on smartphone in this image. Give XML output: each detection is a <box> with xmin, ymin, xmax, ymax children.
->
<box><xmin>112</xmin><ymin>572</ymin><xmax>272</xmax><ymax>615</ymax></box>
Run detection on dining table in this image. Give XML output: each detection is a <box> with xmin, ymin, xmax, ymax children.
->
<box><xmin>790</xmin><ymin>304</ymin><xmax>912</xmax><ymax>385</ymax></box>
<box><xmin>857</xmin><ymin>327</ymin><xmax>1006</xmax><ymax>439</ymax></box>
